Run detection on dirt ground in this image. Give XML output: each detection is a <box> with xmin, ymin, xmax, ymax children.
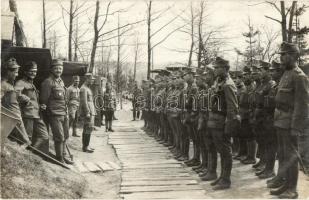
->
<box><xmin>67</xmin><ymin>125</ymin><xmax>122</xmax><ymax>199</ymax></box>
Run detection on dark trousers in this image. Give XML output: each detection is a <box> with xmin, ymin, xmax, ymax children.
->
<box><xmin>133</xmin><ymin>104</ymin><xmax>140</xmax><ymax>120</ymax></box>
<box><xmin>82</xmin><ymin>116</ymin><xmax>94</xmax><ymax>149</ymax></box>
<box><xmin>209</xmin><ymin>128</ymin><xmax>232</xmax><ymax>180</ymax></box>
<box><xmin>23</xmin><ymin>118</ymin><xmax>49</xmax><ymax>154</ymax></box>
<box><xmin>68</xmin><ymin>106</ymin><xmax>79</xmax><ymax>135</ymax></box>
<box><xmin>277</xmin><ymin>127</ymin><xmax>299</xmax><ymax>191</ymax></box>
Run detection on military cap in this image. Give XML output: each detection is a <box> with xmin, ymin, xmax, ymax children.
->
<box><xmin>277</xmin><ymin>42</ymin><xmax>300</xmax><ymax>55</ymax></box>
<box><xmin>213</xmin><ymin>57</ymin><xmax>230</xmax><ymax>68</ymax></box>
<box><xmin>85</xmin><ymin>72</ymin><xmax>95</xmax><ymax>80</ymax></box>
<box><xmin>259</xmin><ymin>60</ymin><xmax>271</xmax><ymax>70</ymax></box>
<box><xmin>51</xmin><ymin>59</ymin><xmax>63</xmax><ymax>67</ymax></box>
<box><xmin>24</xmin><ymin>61</ymin><xmax>37</xmax><ymax>71</ymax></box>
<box><xmin>233</xmin><ymin>70</ymin><xmax>243</xmax><ymax>77</ymax></box>
<box><xmin>270</xmin><ymin>60</ymin><xmax>281</xmax><ymax>70</ymax></box>
<box><xmin>72</xmin><ymin>75</ymin><xmax>80</xmax><ymax>81</ymax></box>
<box><xmin>243</xmin><ymin>66</ymin><xmax>252</xmax><ymax>73</ymax></box>
<box><xmin>5</xmin><ymin>58</ymin><xmax>20</xmax><ymax>70</ymax></box>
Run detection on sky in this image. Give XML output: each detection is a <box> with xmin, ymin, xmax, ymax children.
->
<box><xmin>1</xmin><ymin>0</ymin><xmax>309</xmax><ymax>71</ymax></box>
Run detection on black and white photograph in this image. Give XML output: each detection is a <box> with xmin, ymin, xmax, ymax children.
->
<box><xmin>1</xmin><ymin>0</ymin><xmax>309</xmax><ymax>199</ymax></box>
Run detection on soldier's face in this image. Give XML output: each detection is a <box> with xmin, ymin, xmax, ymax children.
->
<box><xmin>25</xmin><ymin>69</ymin><xmax>37</xmax><ymax>80</ymax></box>
<box><xmin>51</xmin><ymin>65</ymin><xmax>63</xmax><ymax>78</ymax></box>
<box><xmin>73</xmin><ymin>80</ymin><xmax>80</xmax><ymax>86</ymax></box>
<box><xmin>280</xmin><ymin>52</ymin><xmax>298</xmax><ymax>69</ymax></box>
<box><xmin>7</xmin><ymin>68</ymin><xmax>19</xmax><ymax>81</ymax></box>
<box><xmin>214</xmin><ymin>66</ymin><xmax>226</xmax><ymax>77</ymax></box>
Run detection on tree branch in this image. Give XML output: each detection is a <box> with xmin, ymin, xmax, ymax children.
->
<box><xmin>152</xmin><ymin>24</ymin><xmax>186</xmax><ymax>49</ymax></box>
<box><xmin>265</xmin><ymin>15</ymin><xmax>282</xmax><ymax>24</ymax></box>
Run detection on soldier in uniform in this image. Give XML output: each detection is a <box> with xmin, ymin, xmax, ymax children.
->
<box><xmin>270</xmin><ymin>42</ymin><xmax>309</xmax><ymax>199</ymax></box>
<box><xmin>207</xmin><ymin>57</ymin><xmax>240</xmax><ymax>190</ymax></box>
<box><xmin>233</xmin><ymin>70</ymin><xmax>248</xmax><ymax>161</ymax></box>
<box><xmin>15</xmin><ymin>61</ymin><xmax>49</xmax><ymax>154</ymax></box>
<box><xmin>66</xmin><ymin>76</ymin><xmax>80</xmax><ymax>137</ymax></box>
<box><xmin>40</xmin><ymin>59</ymin><xmax>73</xmax><ymax>164</ymax></box>
<box><xmin>198</xmin><ymin>66</ymin><xmax>216</xmax><ymax>180</ymax></box>
<box><xmin>104</xmin><ymin>82</ymin><xmax>116</xmax><ymax>132</ymax></box>
<box><xmin>254</xmin><ymin>61</ymin><xmax>276</xmax><ymax>177</ymax></box>
<box><xmin>80</xmin><ymin>73</ymin><xmax>96</xmax><ymax>153</ymax></box>
<box><xmin>241</xmin><ymin>67</ymin><xmax>257</xmax><ymax>164</ymax></box>
<box><xmin>266</xmin><ymin>61</ymin><xmax>286</xmax><ymax>188</ymax></box>
<box><xmin>1</xmin><ymin>58</ymin><xmax>30</xmax><ymax>144</ymax></box>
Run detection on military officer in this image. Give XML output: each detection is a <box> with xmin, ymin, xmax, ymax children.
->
<box><xmin>15</xmin><ymin>61</ymin><xmax>49</xmax><ymax>154</ymax></box>
<box><xmin>80</xmin><ymin>73</ymin><xmax>96</xmax><ymax>153</ymax></box>
<box><xmin>270</xmin><ymin>42</ymin><xmax>309</xmax><ymax>199</ymax></box>
<box><xmin>1</xmin><ymin>58</ymin><xmax>30</xmax><ymax>144</ymax></box>
<box><xmin>207</xmin><ymin>57</ymin><xmax>240</xmax><ymax>190</ymax></box>
<box><xmin>40</xmin><ymin>59</ymin><xmax>73</xmax><ymax>164</ymax></box>
<box><xmin>66</xmin><ymin>75</ymin><xmax>80</xmax><ymax>137</ymax></box>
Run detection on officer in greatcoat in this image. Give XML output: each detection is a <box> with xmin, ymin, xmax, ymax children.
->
<box><xmin>271</xmin><ymin>42</ymin><xmax>309</xmax><ymax>199</ymax></box>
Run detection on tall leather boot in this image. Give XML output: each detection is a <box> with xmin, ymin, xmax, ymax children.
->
<box><xmin>212</xmin><ymin>153</ymin><xmax>231</xmax><ymax>190</ymax></box>
<box><xmin>54</xmin><ymin>141</ymin><xmax>64</xmax><ymax>163</ymax></box>
<box><xmin>242</xmin><ymin>140</ymin><xmax>257</xmax><ymax>164</ymax></box>
<box><xmin>201</xmin><ymin>151</ymin><xmax>217</xmax><ymax>181</ymax></box>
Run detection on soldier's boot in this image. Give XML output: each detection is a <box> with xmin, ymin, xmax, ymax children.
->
<box><xmin>234</xmin><ymin>139</ymin><xmax>247</xmax><ymax>160</ymax></box>
<box><xmin>259</xmin><ymin>145</ymin><xmax>276</xmax><ymax>179</ymax></box>
<box><xmin>195</xmin><ymin>150</ymin><xmax>208</xmax><ymax>173</ymax></box>
<box><xmin>212</xmin><ymin>154</ymin><xmax>232</xmax><ymax>190</ymax></box>
<box><xmin>54</xmin><ymin>141</ymin><xmax>65</xmax><ymax>163</ymax></box>
<box><xmin>278</xmin><ymin>160</ymin><xmax>298</xmax><ymax>199</ymax></box>
<box><xmin>32</xmin><ymin>137</ymin><xmax>49</xmax><ymax>155</ymax></box>
<box><xmin>108</xmin><ymin>121</ymin><xmax>114</xmax><ymax>132</ymax></box>
<box><xmin>63</xmin><ymin>141</ymin><xmax>74</xmax><ymax>165</ymax></box>
<box><xmin>242</xmin><ymin>140</ymin><xmax>257</xmax><ymax>164</ymax></box>
<box><xmin>270</xmin><ymin>183</ymin><xmax>288</xmax><ymax>195</ymax></box>
<box><xmin>201</xmin><ymin>152</ymin><xmax>217</xmax><ymax>181</ymax></box>
<box><xmin>187</xmin><ymin>143</ymin><xmax>201</xmax><ymax>167</ymax></box>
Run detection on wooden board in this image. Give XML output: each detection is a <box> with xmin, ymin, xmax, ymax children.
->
<box><xmin>83</xmin><ymin>162</ymin><xmax>102</xmax><ymax>172</ymax></box>
<box><xmin>96</xmin><ymin>162</ymin><xmax>114</xmax><ymax>171</ymax></box>
<box><xmin>107</xmin><ymin>161</ymin><xmax>121</xmax><ymax>170</ymax></box>
<box><xmin>121</xmin><ymin>190</ymin><xmax>208</xmax><ymax>199</ymax></box>
<box><xmin>121</xmin><ymin>179</ymin><xmax>198</xmax><ymax>186</ymax></box>
<box><xmin>120</xmin><ymin>185</ymin><xmax>203</xmax><ymax>193</ymax></box>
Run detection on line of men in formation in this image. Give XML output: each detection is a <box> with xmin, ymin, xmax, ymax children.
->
<box><xmin>136</xmin><ymin>42</ymin><xmax>309</xmax><ymax>199</ymax></box>
<box><xmin>1</xmin><ymin>58</ymin><xmax>116</xmax><ymax>165</ymax></box>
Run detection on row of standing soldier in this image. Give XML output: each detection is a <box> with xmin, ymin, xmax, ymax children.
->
<box><xmin>1</xmin><ymin>58</ymin><xmax>116</xmax><ymax>164</ymax></box>
<box><xmin>139</xmin><ymin>42</ymin><xmax>309</xmax><ymax>199</ymax></box>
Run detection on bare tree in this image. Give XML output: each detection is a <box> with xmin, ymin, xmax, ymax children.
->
<box><xmin>9</xmin><ymin>0</ymin><xmax>28</xmax><ymax>46</ymax></box>
<box><xmin>133</xmin><ymin>35</ymin><xmax>139</xmax><ymax>81</ymax></box>
<box><xmin>265</xmin><ymin>1</ymin><xmax>297</xmax><ymax>42</ymax></box>
<box><xmin>146</xmin><ymin>1</ymin><xmax>186</xmax><ymax>79</ymax></box>
<box><xmin>42</xmin><ymin>0</ymin><xmax>46</xmax><ymax>48</ymax></box>
<box><xmin>89</xmin><ymin>1</ymin><xmax>143</xmax><ymax>73</ymax></box>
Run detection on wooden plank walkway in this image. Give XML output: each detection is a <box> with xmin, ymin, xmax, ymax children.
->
<box><xmin>108</xmin><ymin>127</ymin><xmax>209</xmax><ymax>199</ymax></box>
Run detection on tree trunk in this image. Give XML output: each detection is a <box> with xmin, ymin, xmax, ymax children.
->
<box><xmin>89</xmin><ymin>0</ymin><xmax>100</xmax><ymax>73</ymax></box>
<box><xmin>133</xmin><ymin>41</ymin><xmax>138</xmax><ymax>81</ymax></box>
<box><xmin>116</xmin><ymin>13</ymin><xmax>121</xmax><ymax>93</ymax></box>
<box><xmin>287</xmin><ymin>1</ymin><xmax>296</xmax><ymax>42</ymax></box>
<box><xmin>281</xmin><ymin>1</ymin><xmax>287</xmax><ymax>42</ymax></box>
<box><xmin>42</xmin><ymin>0</ymin><xmax>46</xmax><ymax>48</ymax></box>
<box><xmin>147</xmin><ymin>1</ymin><xmax>152</xmax><ymax>80</ymax></box>
<box><xmin>188</xmin><ymin>3</ymin><xmax>194</xmax><ymax>68</ymax></box>
<box><xmin>74</xmin><ymin>16</ymin><xmax>78</xmax><ymax>61</ymax></box>
<box><xmin>68</xmin><ymin>0</ymin><xmax>73</xmax><ymax>61</ymax></box>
